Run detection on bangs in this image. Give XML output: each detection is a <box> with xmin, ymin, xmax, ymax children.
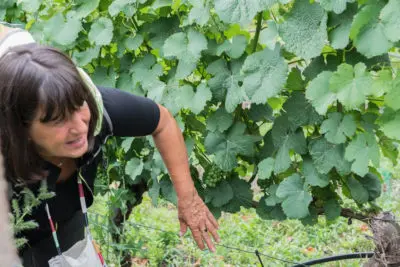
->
<box><xmin>38</xmin><ymin>70</ymin><xmax>90</xmax><ymax>123</ymax></box>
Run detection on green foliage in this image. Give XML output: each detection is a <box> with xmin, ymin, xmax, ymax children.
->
<box><xmin>3</xmin><ymin>0</ymin><xmax>399</xmax><ymax>238</ymax></box>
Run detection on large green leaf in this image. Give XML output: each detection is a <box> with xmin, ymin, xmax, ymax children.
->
<box><xmin>265</xmin><ymin>184</ymin><xmax>284</xmax><ymax>206</ymax></box>
<box><xmin>380</xmin><ymin>0</ymin><xmax>400</xmax><ymax>43</ymax></box>
<box><xmin>241</xmin><ymin>46</ymin><xmax>288</xmax><ymax>104</ymax></box>
<box><xmin>279</xmin><ymin>0</ymin><xmax>328</xmax><ymax>60</ymax></box>
<box><xmin>346</xmin><ymin>176</ymin><xmax>369</xmax><ymax>204</ymax></box>
<box><xmin>272</xmin><ymin>115</ymin><xmax>307</xmax><ymax>173</ymax></box>
<box><xmin>259</xmin><ymin>20</ymin><xmax>279</xmax><ymax>50</ymax></box>
<box><xmin>18</xmin><ymin>0</ymin><xmax>41</xmax><ymax>12</ymax></box>
<box><xmin>345</xmin><ymin>133</ymin><xmax>380</xmax><ymax>176</ymax></box>
<box><xmin>362</xmin><ymin>173</ymin><xmax>381</xmax><ymax>201</ymax></box>
<box><xmin>125</xmin><ymin>158</ymin><xmax>144</xmax><ymax>183</ymax></box>
<box><xmin>207</xmin><ymin>59</ymin><xmax>247</xmax><ymax>112</ymax></box>
<box><xmin>222</xmin><ymin>177</ymin><xmax>253</xmax><ymax>213</ymax></box>
<box><xmin>351</xmin><ymin>3</ymin><xmax>392</xmax><ymax>58</ymax></box>
<box><xmin>214</xmin><ymin>0</ymin><xmax>269</xmax><ymax>27</ymax></box>
<box><xmin>302</xmin><ymin>157</ymin><xmax>330</xmax><ymax>188</ymax></box>
<box><xmin>187</xmin><ymin>0</ymin><xmax>210</xmax><ymax>26</ymax></box>
<box><xmin>276</xmin><ymin>174</ymin><xmax>312</xmax><ymax>219</ymax></box>
<box><xmin>89</xmin><ymin>17</ymin><xmax>114</xmax><ymax>46</ymax></box>
<box><xmin>309</xmin><ymin>137</ymin><xmax>351</xmax><ymax>175</ymax></box>
<box><xmin>257</xmin><ymin>157</ymin><xmax>274</xmax><ymax>180</ymax></box>
<box><xmin>73</xmin><ymin>0</ymin><xmax>100</xmax><ymax>18</ymax></box>
<box><xmin>320</xmin><ymin>112</ymin><xmax>356</xmax><ymax>144</ymax></box>
<box><xmin>191</xmin><ymin>83</ymin><xmax>212</xmax><ymax>114</ymax></box>
<box><xmin>163</xmin><ymin>29</ymin><xmax>208</xmax><ymax>79</ymax></box>
<box><xmin>205</xmin><ymin>123</ymin><xmax>260</xmax><ymax>171</ymax></box>
<box><xmin>329</xmin><ymin>63</ymin><xmax>373</xmax><ymax>109</ymax></box>
<box><xmin>204</xmin><ymin>180</ymin><xmax>234</xmax><ymax>207</ymax></box>
<box><xmin>328</xmin><ymin>3</ymin><xmax>357</xmax><ymax>49</ymax></box>
<box><xmin>109</xmin><ymin>0</ymin><xmax>136</xmax><ymax>17</ymax></box>
<box><xmin>206</xmin><ymin>108</ymin><xmax>234</xmax><ymax>133</ymax></box>
<box><xmin>306</xmin><ymin>71</ymin><xmax>337</xmax><ymax>115</ymax></box>
<box><xmin>283</xmin><ymin>92</ymin><xmax>322</xmax><ymax>129</ymax></box>
<box><xmin>319</xmin><ymin>0</ymin><xmax>354</xmax><ymax>14</ymax></box>
<box><xmin>216</xmin><ymin>35</ymin><xmax>248</xmax><ymax>59</ymax></box>
<box><xmin>324</xmin><ymin>199</ymin><xmax>341</xmax><ymax>221</ymax></box>
<box><xmin>43</xmin><ymin>13</ymin><xmax>82</xmax><ymax>46</ymax></box>
<box><xmin>384</xmin><ymin>76</ymin><xmax>400</xmax><ymax>111</ymax></box>
<box><xmin>379</xmin><ymin>108</ymin><xmax>400</xmax><ymax>140</ymax></box>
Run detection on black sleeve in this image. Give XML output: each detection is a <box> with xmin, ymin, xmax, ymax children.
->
<box><xmin>97</xmin><ymin>86</ymin><xmax>160</xmax><ymax>137</ymax></box>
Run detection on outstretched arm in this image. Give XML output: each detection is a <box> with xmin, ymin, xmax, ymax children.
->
<box><xmin>152</xmin><ymin>104</ymin><xmax>220</xmax><ymax>252</ymax></box>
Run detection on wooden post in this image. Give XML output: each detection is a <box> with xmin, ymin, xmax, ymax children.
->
<box><xmin>0</xmin><ymin>150</ymin><xmax>21</xmax><ymax>266</ymax></box>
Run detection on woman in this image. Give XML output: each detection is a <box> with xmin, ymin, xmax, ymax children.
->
<box><xmin>0</xmin><ymin>26</ymin><xmax>219</xmax><ymax>266</ymax></box>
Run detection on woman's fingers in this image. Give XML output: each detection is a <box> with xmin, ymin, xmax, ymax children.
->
<box><xmin>206</xmin><ymin>218</ymin><xmax>220</xmax><ymax>244</ymax></box>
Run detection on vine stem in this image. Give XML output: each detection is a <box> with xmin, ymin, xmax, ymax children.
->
<box><xmin>252</xmin><ymin>12</ymin><xmax>263</xmax><ymax>53</ymax></box>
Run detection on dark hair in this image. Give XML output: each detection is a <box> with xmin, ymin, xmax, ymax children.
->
<box><xmin>0</xmin><ymin>44</ymin><xmax>99</xmax><ymax>183</ymax></box>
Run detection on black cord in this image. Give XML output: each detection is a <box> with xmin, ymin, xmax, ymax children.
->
<box><xmin>291</xmin><ymin>252</ymin><xmax>374</xmax><ymax>267</ymax></box>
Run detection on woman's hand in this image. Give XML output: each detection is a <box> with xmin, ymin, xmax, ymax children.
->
<box><xmin>177</xmin><ymin>191</ymin><xmax>220</xmax><ymax>252</ymax></box>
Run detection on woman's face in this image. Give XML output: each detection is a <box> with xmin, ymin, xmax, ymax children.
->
<box><xmin>29</xmin><ymin>102</ymin><xmax>91</xmax><ymax>160</ymax></box>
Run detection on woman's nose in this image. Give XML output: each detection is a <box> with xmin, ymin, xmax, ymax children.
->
<box><xmin>68</xmin><ymin>112</ymin><xmax>87</xmax><ymax>134</ymax></box>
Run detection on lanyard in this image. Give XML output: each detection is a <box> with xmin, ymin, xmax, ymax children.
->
<box><xmin>45</xmin><ymin>170</ymin><xmax>105</xmax><ymax>265</ymax></box>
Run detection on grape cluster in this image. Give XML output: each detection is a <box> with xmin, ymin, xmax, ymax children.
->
<box><xmin>203</xmin><ymin>164</ymin><xmax>225</xmax><ymax>188</ymax></box>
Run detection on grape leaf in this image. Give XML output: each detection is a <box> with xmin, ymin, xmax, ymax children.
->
<box><xmin>328</xmin><ymin>3</ymin><xmax>357</xmax><ymax>49</ymax></box>
<box><xmin>283</xmin><ymin>92</ymin><xmax>322</xmax><ymax>129</ymax></box>
<box><xmin>256</xmin><ymin>197</ymin><xmax>287</xmax><ymax>221</ymax></box>
<box><xmin>73</xmin><ymin>0</ymin><xmax>100</xmax><ymax>18</ymax></box>
<box><xmin>303</xmin><ymin>55</ymin><xmax>340</xmax><ymax>82</ymax></box>
<box><xmin>241</xmin><ymin>46</ymin><xmax>288</xmax><ymax>104</ymax></box>
<box><xmin>248</xmin><ymin>104</ymin><xmax>273</xmax><ymax>122</ymax></box>
<box><xmin>306</xmin><ymin>71</ymin><xmax>337</xmax><ymax>115</ymax></box>
<box><xmin>160</xmin><ymin>177</ymin><xmax>177</xmax><ymax>205</ymax></box>
<box><xmin>205</xmin><ymin>123</ymin><xmax>260</xmax><ymax>171</ymax></box>
<box><xmin>380</xmin><ymin>0</ymin><xmax>400</xmax><ymax>43</ymax></box>
<box><xmin>324</xmin><ymin>199</ymin><xmax>341</xmax><ymax>221</ymax></box>
<box><xmin>89</xmin><ymin>17</ymin><xmax>114</xmax><ymax>46</ymax></box>
<box><xmin>272</xmin><ymin>115</ymin><xmax>307</xmax><ymax>173</ymax></box>
<box><xmin>214</xmin><ymin>0</ymin><xmax>269</xmax><ymax>27</ymax></box>
<box><xmin>17</xmin><ymin>0</ymin><xmax>41</xmax><ymax>12</ymax></box>
<box><xmin>363</xmin><ymin>173</ymin><xmax>381</xmax><ymax>201</ymax></box>
<box><xmin>346</xmin><ymin>176</ymin><xmax>369</xmax><ymax>204</ymax></box>
<box><xmin>131</xmin><ymin>55</ymin><xmax>164</xmax><ymax>91</ymax></box>
<box><xmin>207</xmin><ymin>59</ymin><xmax>247</xmax><ymax>112</ymax></box>
<box><xmin>320</xmin><ymin>112</ymin><xmax>356</xmax><ymax>144</ymax></box>
<box><xmin>286</xmin><ymin>68</ymin><xmax>305</xmax><ymax>91</ymax></box>
<box><xmin>257</xmin><ymin>158</ymin><xmax>274</xmax><ymax>180</ymax></box>
<box><xmin>124</xmin><ymin>34</ymin><xmax>143</xmax><ymax>51</ymax></box>
<box><xmin>221</xmin><ymin>177</ymin><xmax>253</xmax><ymax>213</ymax></box>
<box><xmin>216</xmin><ymin>35</ymin><xmax>247</xmax><ymax>59</ymax></box>
<box><xmin>276</xmin><ymin>174</ymin><xmax>312</xmax><ymax>219</ymax></box>
<box><xmin>379</xmin><ymin>108</ymin><xmax>400</xmax><ymax>140</ymax></box>
<box><xmin>191</xmin><ymin>83</ymin><xmax>212</xmax><ymax>114</ymax></box>
<box><xmin>163</xmin><ymin>29</ymin><xmax>207</xmax><ymax>78</ymax></box>
<box><xmin>259</xmin><ymin>20</ymin><xmax>279</xmax><ymax>50</ymax></box>
<box><xmin>109</xmin><ymin>0</ymin><xmax>136</xmax><ymax>17</ymax></box>
<box><xmin>265</xmin><ymin>184</ymin><xmax>284</xmax><ymax>206</ymax></box>
<box><xmin>204</xmin><ymin>180</ymin><xmax>234</xmax><ymax>207</ymax></box>
<box><xmin>43</xmin><ymin>13</ymin><xmax>82</xmax><ymax>46</ymax></box>
<box><xmin>92</xmin><ymin>67</ymin><xmax>117</xmax><ymax>87</ymax></box>
<box><xmin>188</xmin><ymin>0</ymin><xmax>211</xmax><ymax>26</ymax></box>
<box><xmin>125</xmin><ymin>158</ymin><xmax>144</xmax><ymax>183</ymax></box>
<box><xmin>206</xmin><ymin>108</ymin><xmax>234</xmax><ymax>133</ymax></box>
<box><xmin>372</xmin><ymin>69</ymin><xmax>393</xmax><ymax>97</ymax></box>
<box><xmin>345</xmin><ymin>133</ymin><xmax>380</xmax><ymax>177</ymax></box>
<box><xmin>279</xmin><ymin>0</ymin><xmax>328</xmax><ymax>60</ymax></box>
<box><xmin>73</xmin><ymin>46</ymin><xmax>100</xmax><ymax>67</ymax></box>
<box><xmin>384</xmin><ymin>76</ymin><xmax>400</xmax><ymax>111</ymax></box>
<box><xmin>302</xmin><ymin>157</ymin><xmax>330</xmax><ymax>188</ymax></box>
<box><xmin>329</xmin><ymin>63</ymin><xmax>373</xmax><ymax>109</ymax></box>
<box><xmin>319</xmin><ymin>0</ymin><xmax>354</xmax><ymax>14</ymax></box>
<box><xmin>309</xmin><ymin>137</ymin><xmax>351</xmax><ymax>175</ymax></box>
<box><xmin>377</xmin><ymin>130</ymin><xmax>399</xmax><ymax>166</ymax></box>
<box><xmin>351</xmin><ymin>3</ymin><xmax>392</xmax><ymax>58</ymax></box>
<box><xmin>162</xmin><ymin>84</ymin><xmax>194</xmax><ymax>115</ymax></box>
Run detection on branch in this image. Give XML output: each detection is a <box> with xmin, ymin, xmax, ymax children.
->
<box><xmin>252</xmin><ymin>12</ymin><xmax>263</xmax><ymax>53</ymax></box>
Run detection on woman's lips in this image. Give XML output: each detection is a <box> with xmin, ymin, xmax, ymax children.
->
<box><xmin>65</xmin><ymin>136</ymin><xmax>86</xmax><ymax>149</ymax></box>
